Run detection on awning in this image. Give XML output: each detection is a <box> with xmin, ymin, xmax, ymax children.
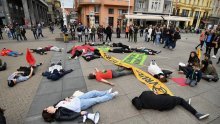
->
<box><xmin>125</xmin><ymin>14</ymin><xmax>190</xmax><ymax>21</ymax></box>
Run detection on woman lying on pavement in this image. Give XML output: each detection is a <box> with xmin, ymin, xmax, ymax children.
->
<box><xmin>179</xmin><ymin>51</ymin><xmax>200</xmax><ymax>75</ymax></box>
<box><xmin>42</xmin><ymin>61</ymin><xmax>73</xmax><ymax>81</ymax></box>
<box><xmin>7</xmin><ymin>63</ymin><xmax>42</xmax><ymax>87</ymax></box>
<box><xmin>0</xmin><ymin>59</ymin><xmax>7</xmax><ymax>71</ymax></box>
<box><xmin>88</xmin><ymin>67</ymin><xmax>133</xmax><ymax>86</ymax></box>
<box><xmin>30</xmin><ymin>46</ymin><xmax>63</xmax><ymax>55</ymax></box>
<box><xmin>1</xmin><ymin>48</ymin><xmax>23</xmax><ymax>57</ymax></box>
<box><xmin>42</xmin><ymin>89</ymin><xmax>119</xmax><ymax>122</ymax></box>
<box><xmin>132</xmin><ymin>90</ymin><xmax>209</xmax><ymax>120</ymax></box>
<box><xmin>131</xmin><ymin>47</ymin><xmax>161</xmax><ymax>55</ymax></box>
<box><xmin>67</xmin><ymin>45</ymin><xmax>95</xmax><ymax>59</ymax></box>
<box><xmin>148</xmin><ymin>60</ymin><xmax>172</xmax><ymax>82</ymax></box>
<box><xmin>82</xmin><ymin>49</ymin><xmax>101</xmax><ymax>62</ymax></box>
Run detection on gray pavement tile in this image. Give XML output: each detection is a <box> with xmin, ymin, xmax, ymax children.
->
<box><xmin>199</xmin><ymin>89</ymin><xmax>220</xmax><ymax>107</ymax></box>
<box><xmin>25</xmin><ymin>115</ymin><xmax>46</xmax><ymax>124</ymax></box>
<box><xmin>27</xmin><ymin>92</ymin><xmax>61</xmax><ymax>117</ymax></box>
<box><xmin>92</xmin><ymin>95</ymin><xmax>139</xmax><ymax>123</ymax></box>
<box><xmin>189</xmin><ymin>95</ymin><xmax>220</xmax><ymax>124</ymax></box>
<box><xmin>62</xmin><ymin>68</ymin><xmax>83</xmax><ymax>79</ymax></box>
<box><xmin>62</xmin><ymin>77</ymin><xmax>86</xmax><ymax>91</ymax></box>
<box><xmin>61</xmin><ymin>88</ymin><xmax>88</xmax><ymax>100</ymax></box>
<box><xmin>113</xmin><ymin>115</ymin><xmax>148</xmax><ymax>124</ymax></box>
<box><xmin>142</xmin><ymin>107</ymin><xmax>199</xmax><ymax>124</ymax></box>
<box><xmin>36</xmin><ymin>80</ymin><xmax>62</xmax><ymax>95</ymax></box>
<box><xmin>187</xmin><ymin>81</ymin><xmax>215</xmax><ymax>94</ymax></box>
<box><xmin>167</xmin><ymin>84</ymin><xmax>197</xmax><ymax>99</ymax></box>
<box><xmin>64</xmin><ymin>62</ymin><xmax>81</xmax><ymax>70</ymax></box>
<box><xmin>209</xmin><ymin>117</ymin><xmax>220</xmax><ymax>124</ymax></box>
<box><xmin>80</xmin><ymin>59</ymin><xmax>102</xmax><ymax>68</ymax></box>
<box><xmin>206</xmin><ymin>81</ymin><xmax>220</xmax><ymax>88</ymax></box>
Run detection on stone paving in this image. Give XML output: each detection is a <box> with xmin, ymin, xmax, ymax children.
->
<box><xmin>0</xmin><ymin>28</ymin><xmax>220</xmax><ymax>124</ymax></box>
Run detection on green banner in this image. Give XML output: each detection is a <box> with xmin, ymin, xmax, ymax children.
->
<box><xmin>97</xmin><ymin>46</ymin><xmax>110</xmax><ymax>52</ymax></box>
<box><xmin>123</xmin><ymin>53</ymin><xmax>147</xmax><ymax>66</ymax></box>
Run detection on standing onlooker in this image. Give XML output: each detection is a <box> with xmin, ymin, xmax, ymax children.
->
<box><xmin>140</xmin><ymin>25</ymin><xmax>144</xmax><ymax>37</ymax></box>
<box><xmin>62</xmin><ymin>25</ymin><xmax>68</xmax><ymax>42</ymax></box>
<box><xmin>4</xmin><ymin>26</ymin><xmax>12</xmax><ymax>39</ymax></box>
<box><xmin>163</xmin><ymin>27</ymin><xmax>171</xmax><ymax>48</ymax></box>
<box><xmin>99</xmin><ymin>25</ymin><xmax>104</xmax><ymax>42</ymax></box>
<box><xmin>105</xmin><ymin>25</ymin><xmax>113</xmax><ymax>42</ymax></box>
<box><xmin>91</xmin><ymin>26</ymin><xmax>96</xmax><ymax>42</ymax></box>
<box><xmin>37</xmin><ymin>25</ymin><xmax>44</xmax><ymax>38</ymax></box>
<box><xmin>49</xmin><ymin>22</ymin><xmax>54</xmax><ymax>34</ymax></box>
<box><xmin>128</xmin><ymin>25</ymin><xmax>134</xmax><ymax>42</ymax></box>
<box><xmin>155</xmin><ymin>28</ymin><xmax>161</xmax><ymax>45</ymax></box>
<box><xmin>77</xmin><ymin>26</ymin><xmax>83</xmax><ymax>42</ymax></box>
<box><xmin>20</xmin><ymin>26</ymin><xmax>27</xmax><ymax>40</ymax></box>
<box><xmin>0</xmin><ymin>27</ymin><xmax>3</xmax><ymax>40</ymax></box>
<box><xmin>148</xmin><ymin>25</ymin><xmax>152</xmax><ymax>42</ymax></box>
<box><xmin>205</xmin><ymin>30</ymin><xmax>215</xmax><ymax>55</ymax></box>
<box><xmin>133</xmin><ymin>25</ymin><xmax>138</xmax><ymax>43</ymax></box>
<box><xmin>69</xmin><ymin>26</ymin><xmax>75</xmax><ymax>40</ymax></box>
<box><xmin>195</xmin><ymin>30</ymin><xmax>207</xmax><ymax>50</ymax></box>
<box><xmin>116</xmin><ymin>25</ymin><xmax>121</xmax><ymax>38</ymax></box>
<box><xmin>84</xmin><ymin>26</ymin><xmax>89</xmax><ymax>42</ymax></box>
<box><xmin>211</xmin><ymin>34</ymin><xmax>220</xmax><ymax>59</ymax></box>
<box><xmin>10</xmin><ymin>25</ymin><xmax>16</xmax><ymax>39</ymax></box>
<box><xmin>125</xmin><ymin>25</ymin><xmax>129</xmax><ymax>38</ymax></box>
<box><xmin>31</xmin><ymin>25</ymin><xmax>38</xmax><ymax>39</ymax></box>
<box><xmin>171</xmin><ymin>27</ymin><xmax>181</xmax><ymax>49</ymax></box>
<box><xmin>151</xmin><ymin>27</ymin><xmax>156</xmax><ymax>43</ymax></box>
<box><xmin>15</xmin><ymin>24</ymin><xmax>22</xmax><ymax>41</ymax></box>
<box><xmin>144</xmin><ymin>27</ymin><xmax>149</xmax><ymax>42</ymax></box>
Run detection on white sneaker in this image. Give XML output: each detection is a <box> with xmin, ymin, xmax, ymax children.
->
<box><xmin>74</xmin><ymin>56</ymin><xmax>78</xmax><ymax>59</ymax></box>
<box><xmin>212</xmin><ymin>55</ymin><xmax>216</xmax><ymax>59</ymax></box>
<box><xmin>107</xmin><ymin>88</ymin><xmax>112</xmax><ymax>94</ymax></box>
<box><xmin>111</xmin><ymin>91</ymin><xmax>119</xmax><ymax>96</ymax></box>
<box><xmin>188</xmin><ymin>98</ymin><xmax>191</xmax><ymax>105</ymax></box>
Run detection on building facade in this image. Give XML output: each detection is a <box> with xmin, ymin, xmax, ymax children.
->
<box><xmin>46</xmin><ymin>0</ymin><xmax>61</xmax><ymax>22</ymax></box>
<box><xmin>209</xmin><ymin>0</ymin><xmax>220</xmax><ymax>26</ymax></box>
<box><xmin>0</xmin><ymin>0</ymin><xmax>48</xmax><ymax>26</ymax></box>
<box><xmin>173</xmin><ymin>0</ymin><xmax>213</xmax><ymax>28</ymax></box>
<box><xmin>75</xmin><ymin>0</ymin><xmax>134</xmax><ymax>28</ymax></box>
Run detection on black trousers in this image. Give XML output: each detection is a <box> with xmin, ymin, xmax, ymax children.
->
<box><xmin>174</xmin><ymin>97</ymin><xmax>197</xmax><ymax>115</ymax></box>
<box><xmin>214</xmin><ymin>47</ymin><xmax>219</xmax><ymax>56</ymax></box>
<box><xmin>195</xmin><ymin>40</ymin><xmax>204</xmax><ymax>49</ymax></box>
<box><xmin>106</xmin><ymin>34</ymin><xmax>112</xmax><ymax>42</ymax></box>
<box><xmin>125</xmin><ymin>32</ymin><xmax>128</xmax><ymax>38</ymax></box>
<box><xmin>17</xmin><ymin>34</ymin><xmax>23</xmax><ymax>41</ymax></box>
<box><xmin>109</xmin><ymin>48</ymin><xmax>132</xmax><ymax>53</ymax></box>
<box><xmin>0</xmin><ymin>62</ymin><xmax>7</xmax><ymax>71</ymax></box>
<box><xmin>179</xmin><ymin>65</ymin><xmax>192</xmax><ymax>75</ymax></box>
<box><xmin>0</xmin><ymin>33</ymin><xmax>3</xmax><ymax>39</ymax></box>
<box><xmin>33</xmin><ymin>33</ymin><xmax>38</xmax><ymax>39</ymax></box>
<box><xmin>38</xmin><ymin>33</ymin><xmax>44</xmax><ymax>37</ymax></box>
<box><xmin>22</xmin><ymin>34</ymin><xmax>27</xmax><ymax>40</ymax></box>
<box><xmin>71</xmin><ymin>50</ymin><xmax>83</xmax><ymax>59</ymax></box>
<box><xmin>205</xmin><ymin>42</ymin><xmax>212</xmax><ymax>55</ymax></box>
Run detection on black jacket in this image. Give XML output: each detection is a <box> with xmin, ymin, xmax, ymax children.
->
<box><xmin>54</xmin><ymin>107</ymin><xmax>81</xmax><ymax>121</ymax></box>
<box><xmin>186</xmin><ymin>69</ymin><xmax>202</xmax><ymax>82</ymax></box>
<box><xmin>139</xmin><ymin>91</ymin><xmax>177</xmax><ymax>111</ymax></box>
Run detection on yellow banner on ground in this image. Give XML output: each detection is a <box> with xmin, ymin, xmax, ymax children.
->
<box><xmin>100</xmin><ymin>51</ymin><xmax>174</xmax><ymax>96</ymax></box>
<box><xmin>197</xmin><ymin>48</ymin><xmax>201</xmax><ymax>60</ymax></box>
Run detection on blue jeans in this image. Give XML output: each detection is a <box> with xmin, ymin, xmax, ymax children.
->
<box><xmin>164</xmin><ymin>37</ymin><xmax>170</xmax><ymax>47</ymax></box>
<box><xmin>79</xmin><ymin>90</ymin><xmax>113</xmax><ymax>110</ymax></box>
<box><xmin>8</xmin><ymin>51</ymin><xmax>18</xmax><ymax>56</ymax></box>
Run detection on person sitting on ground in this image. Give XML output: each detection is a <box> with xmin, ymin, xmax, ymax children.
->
<box><xmin>185</xmin><ymin>63</ymin><xmax>202</xmax><ymax>87</ymax></box>
<box><xmin>0</xmin><ymin>59</ymin><xmax>7</xmax><ymax>71</ymax></box>
<box><xmin>201</xmin><ymin>61</ymin><xmax>219</xmax><ymax>82</ymax></box>
<box><xmin>42</xmin><ymin>89</ymin><xmax>118</xmax><ymax>122</ymax></box>
<box><xmin>148</xmin><ymin>60</ymin><xmax>172</xmax><ymax>82</ymax></box>
<box><xmin>88</xmin><ymin>67</ymin><xmax>133</xmax><ymax>86</ymax></box>
<box><xmin>108</xmin><ymin>48</ymin><xmax>133</xmax><ymax>53</ymax></box>
<box><xmin>200</xmin><ymin>54</ymin><xmax>212</xmax><ymax>73</ymax></box>
<box><xmin>131</xmin><ymin>47</ymin><xmax>161</xmax><ymax>55</ymax></box>
<box><xmin>0</xmin><ymin>107</ymin><xmax>6</xmax><ymax>124</ymax></box>
<box><xmin>179</xmin><ymin>51</ymin><xmax>200</xmax><ymax>75</ymax></box>
<box><xmin>42</xmin><ymin>61</ymin><xmax>73</xmax><ymax>81</ymax></box>
<box><xmin>7</xmin><ymin>63</ymin><xmax>42</xmax><ymax>87</ymax></box>
<box><xmin>1</xmin><ymin>48</ymin><xmax>23</xmax><ymax>57</ymax></box>
<box><xmin>82</xmin><ymin>49</ymin><xmax>101</xmax><ymax>62</ymax></box>
<box><xmin>67</xmin><ymin>45</ymin><xmax>95</xmax><ymax>59</ymax></box>
<box><xmin>132</xmin><ymin>91</ymin><xmax>209</xmax><ymax>120</ymax></box>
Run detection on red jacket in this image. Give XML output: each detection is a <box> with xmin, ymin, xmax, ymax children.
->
<box><xmin>71</xmin><ymin>45</ymin><xmax>95</xmax><ymax>55</ymax></box>
<box><xmin>1</xmin><ymin>49</ymin><xmax>12</xmax><ymax>56</ymax></box>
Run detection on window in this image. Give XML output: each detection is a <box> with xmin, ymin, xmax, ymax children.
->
<box><xmin>118</xmin><ymin>9</ymin><xmax>127</xmax><ymax>15</ymax></box>
<box><xmin>182</xmin><ymin>9</ymin><xmax>189</xmax><ymax>17</ymax></box>
<box><xmin>95</xmin><ymin>16</ymin><xmax>99</xmax><ymax>24</ymax></box>
<box><xmin>138</xmin><ymin>1</ymin><xmax>144</xmax><ymax>9</ymax></box>
<box><xmin>118</xmin><ymin>9</ymin><xmax>122</xmax><ymax>15</ymax></box>
<box><xmin>108</xmin><ymin>17</ymin><xmax>114</xmax><ymax>27</ymax></box>
<box><xmin>108</xmin><ymin>8</ymin><xmax>114</xmax><ymax>14</ymax></box>
<box><xmin>94</xmin><ymin>6</ymin><xmax>100</xmax><ymax>13</ymax></box>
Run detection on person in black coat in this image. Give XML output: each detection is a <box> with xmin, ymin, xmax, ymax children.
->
<box><xmin>116</xmin><ymin>25</ymin><xmax>121</xmax><ymax>38</ymax></box>
<box><xmin>132</xmin><ymin>91</ymin><xmax>209</xmax><ymax>120</ymax></box>
<box><xmin>185</xmin><ymin>63</ymin><xmax>202</xmax><ymax>87</ymax></box>
<box><xmin>105</xmin><ymin>25</ymin><xmax>113</xmax><ymax>42</ymax></box>
<box><xmin>0</xmin><ymin>108</ymin><xmax>6</xmax><ymax>124</ymax></box>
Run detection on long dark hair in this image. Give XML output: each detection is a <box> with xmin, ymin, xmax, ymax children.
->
<box><xmin>42</xmin><ymin>110</ymin><xmax>55</xmax><ymax>122</ymax></box>
<box><xmin>188</xmin><ymin>51</ymin><xmax>199</xmax><ymax>64</ymax></box>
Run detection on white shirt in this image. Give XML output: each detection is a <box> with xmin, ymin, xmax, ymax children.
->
<box><xmin>148</xmin><ymin>62</ymin><xmax>163</xmax><ymax>75</ymax></box>
<box><xmin>48</xmin><ymin>64</ymin><xmax>63</xmax><ymax>73</ymax></box>
<box><xmin>148</xmin><ymin>28</ymin><xmax>152</xmax><ymax>38</ymax></box>
<box><xmin>56</xmin><ymin>97</ymin><xmax>81</xmax><ymax>112</ymax></box>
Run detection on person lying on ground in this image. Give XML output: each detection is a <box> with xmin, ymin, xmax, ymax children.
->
<box><xmin>88</xmin><ymin>67</ymin><xmax>133</xmax><ymax>86</ymax></box>
<box><xmin>148</xmin><ymin>60</ymin><xmax>172</xmax><ymax>82</ymax></box>
<box><xmin>201</xmin><ymin>61</ymin><xmax>219</xmax><ymax>82</ymax></box>
<box><xmin>67</xmin><ymin>45</ymin><xmax>95</xmax><ymax>59</ymax></box>
<box><xmin>179</xmin><ymin>51</ymin><xmax>200</xmax><ymax>75</ymax></box>
<box><xmin>0</xmin><ymin>59</ymin><xmax>7</xmax><ymax>71</ymax></box>
<box><xmin>185</xmin><ymin>63</ymin><xmax>202</xmax><ymax>87</ymax></box>
<box><xmin>31</xmin><ymin>46</ymin><xmax>63</xmax><ymax>55</ymax></box>
<box><xmin>82</xmin><ymin>49</ymin><xmax>101</xmax><ymax>62</ymax></box>
<box><xmin>109</xmin><ymin>42</ymin><xmax>130</xmax><ymax>50</ymax></box>
<box><xmin>108</xmin><ymin>48</ymin><xmax>133</xmax><ymax>53</ymax></box>
<box><xmin>0</xmin><ymin>107</ymin><xmax>6</xmax><ymax>124</ymax></box>
<box><xmin>7</xmin><ymin>63</ymin><xmax>42</xmax><ymax>87</ymax></box>
<box><xmin>132</xmin><ymin>91</ymin><xmax>209</xmax><ymax>120</ymax></box>
<box><xmin>131</xmin><ymin>47</ymin><xmax>161</xmax><ymax>55</ymax></box>
<box><xmin>42</xmin><ymin>62</ymin><xmax>73</xmax><ymax>81</ymax></box>
<box><xmin>42</xmin><ymin>89</ymin><xmax>118</xmax><ymax>122</ymax></box>
<box><xmin>85</xmin><ymin>42</ymin><xmax>106</xmax><ymax>46</ymax></box>
<box><xmin>1</xmin><ymin>48</ymin><xmax>23</xmax><ymax>57</ymax></box>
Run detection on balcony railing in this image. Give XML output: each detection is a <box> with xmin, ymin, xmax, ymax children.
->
<box><xmin>79</xmin><ymin>0</ymin><xmax>101</xmax><ymax>5</ymax></box>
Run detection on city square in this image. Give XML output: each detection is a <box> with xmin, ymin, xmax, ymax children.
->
<box><xmin>0</xmin><ymin>0</ymin><xmax>220</xmax><ymax>124</ymax></box>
